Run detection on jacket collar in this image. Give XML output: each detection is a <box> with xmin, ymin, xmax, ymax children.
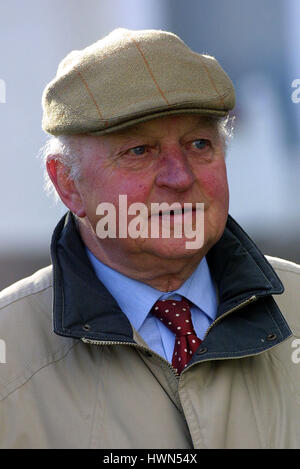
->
<box><xmin>51</xmin><ymin>212</ymin><xmax>292</xmax><ymax>358</ymax></box>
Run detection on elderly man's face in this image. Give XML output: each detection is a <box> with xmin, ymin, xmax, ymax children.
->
<box><xmin>70</xmin><ymin>114</ymin><xmax>229</xmax><ymax>263</ymax></box>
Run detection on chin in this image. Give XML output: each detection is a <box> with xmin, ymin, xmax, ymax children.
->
<box><xmin>141</xmin><ymin>237</ymin><xmax>206</xmax><ymax>260</ymax></box>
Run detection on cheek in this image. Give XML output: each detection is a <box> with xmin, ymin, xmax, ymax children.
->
<box><xmin>83</xmin><ymin>166</ymin><xmax>152</xmax><ymax>210</ymax></box>
<box><xmin>199</xmin><ymin>164</ymin><xmax>229</xmax><ymax>207</ymax></box>
<box><xmin>108</xmin><ymin>172</ymin><xmax>152</xmax><ymax>206</ymax></box>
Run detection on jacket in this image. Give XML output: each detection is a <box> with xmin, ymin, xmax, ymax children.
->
<box><xmin>0</xmin><ymin>212</ymin><xmax>299</xmax><ymax>449</ymax></box>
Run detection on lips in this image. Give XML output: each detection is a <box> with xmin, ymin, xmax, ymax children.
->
<box><xmin>145</xmin><ymin>202</ymin><xmax>205</xmax><ymax>222</ymax></box>
<box><xmin>152</xmin><ymin>208</ymin><xmax>199</xmax><ymax>220</ymax></box>
<box><xmin>158</xmin><ymin>207</ymin><xmax>195</xmax><ymax>216</ymax></box>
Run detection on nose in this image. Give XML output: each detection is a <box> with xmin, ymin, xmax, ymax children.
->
<box><xmin>155</xmin><ymin>144</ymin><xmax>195</xmax><ymax>192</ymax></box>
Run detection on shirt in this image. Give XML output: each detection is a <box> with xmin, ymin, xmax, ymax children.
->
<box><xmin>86</xmin><ymin>248</ymin><xmax>217</xmax><ymax>363</ymax></box>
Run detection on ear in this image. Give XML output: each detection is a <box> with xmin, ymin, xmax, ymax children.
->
<box><xmin>46</xmin><ymin>158</ymin><xmax>86</xmax><ymax>217</ymax></box>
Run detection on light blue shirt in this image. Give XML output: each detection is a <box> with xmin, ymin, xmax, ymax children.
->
<box><xmin>86</xmin><ymin>249</ymin><xmax>217</xmax><ymax>363</ymax></box>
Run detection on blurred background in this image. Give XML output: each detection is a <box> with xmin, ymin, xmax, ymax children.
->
<box><xmin>0</xmin><ymin>0</ymin><xmax>299</xmax><ymax>290</ymax></box>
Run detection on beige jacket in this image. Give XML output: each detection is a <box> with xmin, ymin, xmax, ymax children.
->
<box><xmin>0</xmin><ymin>214</ymin><xmax>299</xmax><ymax>449</ymax></box>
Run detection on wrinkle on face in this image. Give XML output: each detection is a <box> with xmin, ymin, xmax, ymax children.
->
<box><xmin>67</xmin><ymin>114</ymin><xmax>229</xmax><ymax>290</ymax></box>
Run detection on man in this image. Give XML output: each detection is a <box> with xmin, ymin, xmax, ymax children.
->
<box><xmin>0</xmin><ymin>28</ymin><xmax>300</xmax><ymax>449</ymax></box>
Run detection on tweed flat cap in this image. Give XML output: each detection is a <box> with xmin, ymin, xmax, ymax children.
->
<box><xmin>42</xmin><ymin>28</ymin><xmax>235</xmax><ymax>136</ymax></box>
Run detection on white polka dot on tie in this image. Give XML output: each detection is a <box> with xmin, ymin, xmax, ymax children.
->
<box><xmin>178</xmin><ymin>357</ymin><xmax>181</xmax><ymax>361</ymax></box>
<box><xmin>155</xmin><ymin>306</ymin><xmax>159</xmax><ymax>310</ymax></box>
<box><xmin>192</xmin><ymin>339</ymin><xmax>196</xmax><ymax>343</ymax></box>
<box><xmin>190</xmin><ymin>350</ymin><xmax>193</xmax><ymax>354</ymax></box>
<box><xmin>182</xmin><ymin>308</ymin><xmax>187</xmax><ymax>311</ymax></box>
<box><xmin>187</xmin><ymin>332</ymin><xmax>192</xmax><ymax>335</ymax></box>
<box><xmin>184</xmin><ymin>348</ymin><xmax>187</xmax><ymax>352</ymax></box>
<box><xmin>176</xmin><ymin>313</ymin><xmax>180</xmax><ymax>317</ymax></box>
<box><xmin>185</xmin><ymin>319</ymin><xmax>189</xmax><ymax>323</ymax></box>
<box><xmin>175</xmin><ymin>352</ymin><xmax>177</xmax><ymax>355</ymax></box>
<box><xmin>168</xmin><ymin>322</ymin><xmax>172</xmax><ymax>325</ymax></box>
<box><xmin>165</xmin><ymin>309</ymin><xmax>169</xmax><ymax>313</ymax></box>
<box><xmin>177</xmin><ymin>326</ymin><xmax>181</xmax><ymax>330</ymax></box>
<box><xmin>178</xmin><ymin>341</ymin><xmax>180</xmax><ymax>345</ymax></box>
<box><xmin>172</xmin><ymin>302</ymin><xmax>176</xmax><ymax>306</ymax></box>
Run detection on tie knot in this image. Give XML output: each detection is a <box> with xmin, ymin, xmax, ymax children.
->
<box><xmin>151</xmin><ymin>298</ymin><xmax>195</xmax><ymax>336</ymax></box>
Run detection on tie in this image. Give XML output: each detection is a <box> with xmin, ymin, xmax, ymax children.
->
<box><xmin>151</xmin><ymin>298</ymin><xmax>202</xmax><ymax>374</ymax></box>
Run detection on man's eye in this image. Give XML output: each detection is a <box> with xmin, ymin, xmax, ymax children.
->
<box><xmin>192</xmin><ymin>139</ymin><xmax>209</xmax><ymax>150</ymax></box>
<box><xmin>129</xmin><ymin>145</ymin><xmax>147</xmax><ymax>155</ymax></box>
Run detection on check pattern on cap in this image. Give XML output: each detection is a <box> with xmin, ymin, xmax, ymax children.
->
<box><xmin>42</xmin><ymin>28</ymin><xmax>235</xmax><ymax>136</ymax></box>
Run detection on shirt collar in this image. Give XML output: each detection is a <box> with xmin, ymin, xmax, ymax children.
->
<box><xmin>86</xmin><ymin>248</ymin><xmax>217</xmax><ymax>331</ymax></box>
<box><xmin>168</xmin><ymin>260</ymin><xmax>217</xmax><ymax>321</ymax></box>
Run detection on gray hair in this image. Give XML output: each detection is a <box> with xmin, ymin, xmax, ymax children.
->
<box><xmin>41</xmin><ymin>115</ymin><xmax>234</xmax><ymax>201</ymax></box>
<box><xmin>218</xmin><ymin>114</ymin><xmax>235</xmax><ymax>149</ymax></box>
<box><xmin>40</xmin><ymin>135</ymin><xmax>82</xmax><ymax>201</ymax></box>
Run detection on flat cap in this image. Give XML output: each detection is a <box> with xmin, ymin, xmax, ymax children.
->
<box><xmin>42</xmin><ymin>28</ymin><xmax>235</xmax><ymax>136</ymax></box>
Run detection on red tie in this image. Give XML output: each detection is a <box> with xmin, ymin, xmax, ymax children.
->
<box><xmin>151</xmin><ymin>298</ymin><xmax>202</xmax><ymax>374</ymax></box>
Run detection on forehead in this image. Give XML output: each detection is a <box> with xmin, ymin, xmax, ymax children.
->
<box><xmin>108</xmin><ymin>114</ymin><xmax>220</xmax><ymax>138</ymax></box>
<box><xmin>73</xmin><ymin>114</ymin><xmax>221</xmax><ymax>156</ymax></box>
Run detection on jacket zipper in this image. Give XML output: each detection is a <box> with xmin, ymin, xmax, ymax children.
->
<box><xmin>81</xmin><ymin>295</ymin><xmax>258</xmax><ymax>378</ymax></box>
<box><xmin>203</xmin><ymin>294</ymin><xmax>257</xmax><ymax>340</ymax></box>
<box><xmin>179</xmin><ymin>294</ymin><xmax>259</xmax><ymax>375</ymax></box>
<box><xmin>81</xmin><ymin>337</ymin><xmax>180</xmax><ymax>379</ymax></box>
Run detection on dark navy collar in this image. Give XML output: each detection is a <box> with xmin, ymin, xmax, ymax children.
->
<box><xmin>207</xmin><ymin>216</ymin><xmax>285</xmax><ymax>315</ymax></box>
<box><xmin>50</xmin><ymin>212</ymin><xmax>292</xmax><ymax>359</ymax></box>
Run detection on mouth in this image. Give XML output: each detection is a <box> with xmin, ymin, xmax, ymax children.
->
<box><xmin>152</xmin><ymin>206</ymin><xmax>200</xmax><ymax>219</ymax></box>
<box><xmin>158</xmin><ymin>207</ymin><xmax>195</xmax><ymax>216</ymax></box>
<box><xmin>146</xmin><ymin>203</ymin><xmax>204</xmax><ymax>221</ymax></box>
